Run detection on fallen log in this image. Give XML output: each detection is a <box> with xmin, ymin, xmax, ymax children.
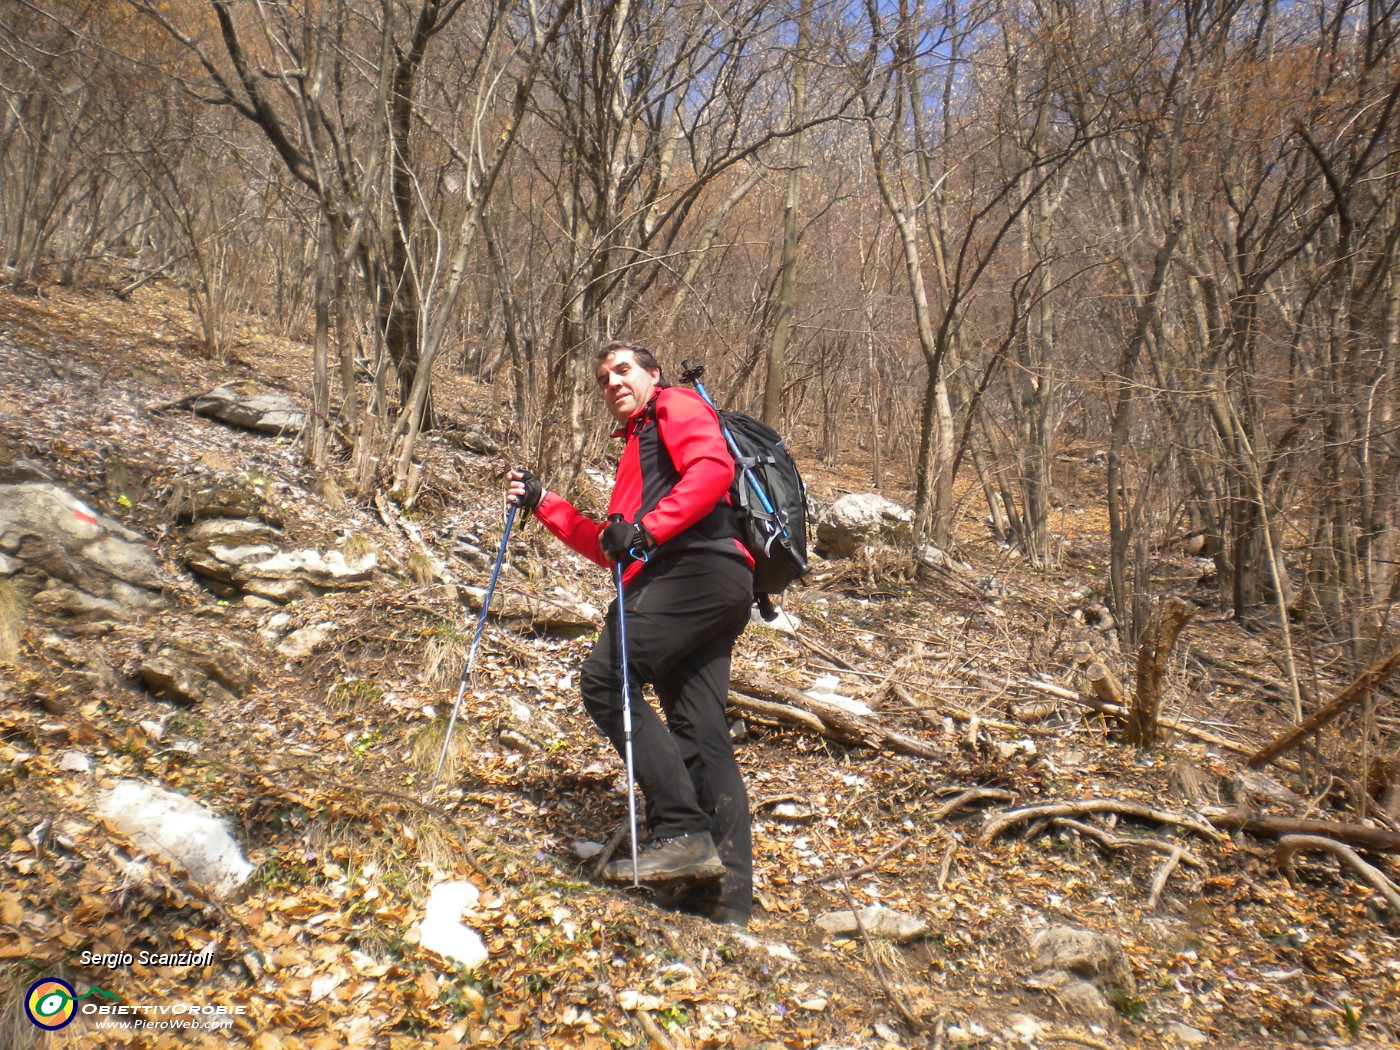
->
<box><xmin>726</xmin><ymin>692</ymin><xmax>827</xmax><ymax>735</ymax></box>
<box><xmin>1248</xmin><ymin>643</ymin><xmax>1400</xmax><ymax>769</ymax></box>
<box><xmin>1206</xmin><ymin>808</ymin><xmax>1400</xmax><ymax>853</ymax></box>
<box><xmin>730</xmin><ymin>671</ymin><xmax>943</xmax><ymax>759</ymax></box>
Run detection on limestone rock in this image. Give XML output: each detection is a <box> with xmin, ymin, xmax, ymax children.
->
<box><xmin>1024</xmin><ymin>969</ymin><xmax>1113</xmax><ymax>1019</ymax></box>
<box><xmin>95</xmin><ymin>779</ymin><xmax>253</xmax><ymax>898</ymax></box>
<box><xmin>182</xmin><ymin>518</ymin><xmax>377</xmax><ymax>603</ymax></box>
<box><xmin>168</xmin><ymin>474</ymin><xmax>282</xmax><ymax>526</ymax></box>
<box><xmin>0</xmin><ymin>481</ymin><xmax>165</xmax><ymax>616</ymax></box>
<box><xmin>497</xmin><ymin>698</ymin><xmax>564</xmax><ymax>753</ymax></box>
<box><xmin>1165</xmin><ymin>1021</ymin><xmax>1210</xmax><ymax>1044</ymax></box>
<box><xmin>140</xmin><ymin>654</ymin><xmax>236</xmax><ymax>707</ymax></box>
<box><xmin>59</xmin><ymin>750</ymin><xmax>93</xmax><ymax>774</ymax></box>
<box><xmin>1030</xmin><ymin>925</ymin><xmax>1136</xmax><ymax>996</ymax></box>
<box><xmin>814</xmin><ymin>493</ymin><xmax>914</xmax><ymax>559</ymax></box>
<box><xmin>139</xmin><ymin>631</ymin><xmax>255</xmax><ymax>705</ymax></box>
<box><xmin>815</xmin><ymin>906</ymin><xmax>929</xmax><ymax>944</ymax></box>
<box><xmin>190</xmin><ymin>383</ymin><xmax>305</xmax><ymax>435</ymax></box>
<box><xmin>277</xmin><ymin>623</ymin><xmax>334</xmax><ymax>659</ymax></box>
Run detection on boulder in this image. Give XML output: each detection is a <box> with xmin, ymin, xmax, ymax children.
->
<box><xmin>814</xmin><ymin>493</ymin><xmax>914</xmax><ymax>558</ymax></box>
<box><xmin>95</xmin><ymin>779</ymin><xmax>253</xmax><ymax>898</ymax></box>
<box><xmin>0</xmin><ymin>481</ymin><xmax>165</xmax><ymax>617</ymax></box>
<box><xmin>1030</xmin><ymin>925</ymin><xmax>1136</xmax><ymax>994</ymax></box>
<box><xmin>1026</xmin><ymin>924</ymin><xmax>1137</xmax><ymax>1019</ymax></box>
<box><xmin>182</xmin><ymin>518</ymin><xmax>377</xmax><ymax>603</ymax></box>
<box><xmin>189</xmin><ymin>383</ymin><xmax>305</xmax><ymax>435</ymax></box>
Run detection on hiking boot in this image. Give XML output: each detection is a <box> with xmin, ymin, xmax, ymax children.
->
<box><xmin>602</xmin><ymin>832</ymin><xmax>725</xmax><ymax>884</ymax></box>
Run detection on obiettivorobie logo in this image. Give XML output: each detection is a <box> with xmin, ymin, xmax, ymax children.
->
<box><xmin>25</xmin><ymin>978</ymin><xmax>118</xmax><ymax>1030</ymax></box>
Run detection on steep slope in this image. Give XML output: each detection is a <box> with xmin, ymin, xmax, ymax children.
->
<box><xmin>1</xmin><ymin>285</ymin><xmax>1397</xmax><ymax>1050</ymax></box>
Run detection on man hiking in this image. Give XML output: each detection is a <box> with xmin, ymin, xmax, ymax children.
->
<box><xmin>507</xmin><ymin>340</ymin><xmax>754</xmax><ymax>929</ymax></box>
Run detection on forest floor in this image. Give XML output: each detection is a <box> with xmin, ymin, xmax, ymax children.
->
<box><xmin>0</xmin><ymin>282</ymin><xmax>1398</xmax><ymax>1050</ymax></box>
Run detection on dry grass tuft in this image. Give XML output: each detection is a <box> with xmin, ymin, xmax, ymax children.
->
<box><xmin>410</xmin><ymin>712</ymin><xmax>479</xmax><ymax>781</ymax></box>
<box><xmin>326</xmin><ymin>676</ymin><xmax>384</xmax><ymax>712</ymax></box>
<box><xmin>312</xmin><ymin>474</ymin><xmax>347</xmax><ymax>508</ymax></box>
<box><xmin>0</xmin><ymin>964</ymin><xmax>44</xmax><ymax>1050</ymax></box>
<box><xmin>341</xmin><ymin>533</ymin><xmax>375</xmax><ymax>561</ymax></box>
<box><xmin>406</xmin><ymin>549</ymin><xmax>437</xmax><ymax>586</ymax></box>
<box><xmin>0</xmin><ymin>581</ymin><xmax>24</xmax><ymax>662</ymax></box>
<box><xmin>421</xmin><ymin>624</ymin><xmax>468</xmax><ymax>690</ymax></box>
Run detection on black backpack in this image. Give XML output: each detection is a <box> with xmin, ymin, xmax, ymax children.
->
<box><xmin>681</xmin><ymin>364</ymin><xmax>809</xmax><ymax>619</ymax></box>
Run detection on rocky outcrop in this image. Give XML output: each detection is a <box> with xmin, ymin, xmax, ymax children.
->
<box><xmin>0</xmin><ymin>481</ymin><xmax>165</xmax><ymax>619</ymax></box>
<box><xmin>187</xmin><ymin>383</ymin><xmax>305</xmax><ymax>435</ymax></box>
<box><xmin>167</xmin><ymin>473</ymin><xmax>284</xmax><ymax>527</ymax></box>
<box><xmin>814</xmin><ymin>493</ymin><xmax>914</xmax><ymax>558</ymax></box>
<box><xmin>139</xmin><ymin>632</ymin><xmax>255</xmax><ymax>706</ymax></box>
<box><xmin>181</xmin><ymin>518</ymin><xmax>377</xmax><ymax>603</ymax></box>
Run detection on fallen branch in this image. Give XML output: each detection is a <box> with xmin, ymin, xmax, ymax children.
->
<box><xmin>890</xmin><ymin>683</ymin><xmax>1039</xmax><ymax>736</ymax></box>
<box><xmin>1015</xmin><ymin>677</ymin><xmax>1277</xmax><ymax>763</ymax></box>
<box><xmin>1207</xmin><ymin>809</ymin><xmax>1400</xmax><ymax>853</ymax></box>
<box><xmin>1248</xmin><ymin>642</ymin><xmax>1400</xmax><ymax>769</ymax></box>
<box><xmin>1043</xmin><ymin>1032</ymin><xmax>1119</xmax><ymax>1050</ymax></box>
<box><xmin>816</xmin><ymin>834</ymin><xmax>911</xmax><ymax>883</ymax></box>
<box><xmin>979</xmin><ymin>800</ymin><xmax>1226</xmax><ymax>847</ymax></box>
<box><xmin>629</xmin><ymin>1005</ymin><xmax>677</xmax><ymax>1050</ymax></box>
<box><xmin>813</xmin><ymin>827</ymin><xmax>929</xmax><ymax>1035</ymax></box>
<box><xmin>937</xmin><ymin>837</ymin><xmax>958</xmax><ymax>891</ymax></box>
<box><xmin>1274</xmin><ymin>834</ymin><xmax>1400</xmax><ymax>919</ymax></box>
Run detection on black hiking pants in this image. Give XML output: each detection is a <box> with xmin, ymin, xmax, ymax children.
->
<box><xmin>580</xmin><ymin>549</ymin><xmax>753</xmax><ymax>914</ymax></box>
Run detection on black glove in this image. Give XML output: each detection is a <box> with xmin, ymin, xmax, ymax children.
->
<box><xmin>600</xmin><ymin>518</ymin><xmax>651</xmax><ymax>563</ymax></box>
<box><xmin>508</xmin><ymin>469</ymin><xmax>543</xmax><ymax>512</ymax></box>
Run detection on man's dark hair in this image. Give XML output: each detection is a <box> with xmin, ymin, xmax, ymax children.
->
<box><xmin>596</xmin><ymin>340</ymin><xmax>666</xmax><ymax>385</ymax></box>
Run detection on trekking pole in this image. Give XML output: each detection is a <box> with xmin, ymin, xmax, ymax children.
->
<box><xmin>429</xmin><ymin>502</ymin><xmax>518</xmax><ymax>794</ymax></box>
<box><xmin>679</xmin><ymin>360</ymin><xmax>809</xmax><ymax>576</ymax></box>
<box><xmin>609</xmin><ymin>516</ymin><xmax>641</xmax><ymax>888</ymax></box>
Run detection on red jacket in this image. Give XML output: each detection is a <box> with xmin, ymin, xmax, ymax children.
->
<box><xmin>535</xmin><ymin>387</ymin><xmax>753</xmax><ymax>586</ymax></box>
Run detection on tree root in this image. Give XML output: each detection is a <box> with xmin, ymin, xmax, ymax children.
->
<box><xmin>1274</xmin><ymin>834</ymin><xmax>1400</xmax><ymax>921</ymax></box>
<box><xmin>1147</xmin><ymin>846</ymin><xmax>1187</xmax><ymax>911</ymax></box>
<box><xmin>931</xmin><ymin>787</ymin><xmax>1017</xmax><ymax>822</ymax></box>
<box><xmin>979</xmin><ymin>799</ymin><xmax>1226</xmax><ymax>847</ymax></box>
<box><xmin>1048</xmin><ymin>818</ymin><xmax>1205</xmax><ymax>868</ymax></box>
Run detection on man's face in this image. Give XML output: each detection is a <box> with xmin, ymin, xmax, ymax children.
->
<box><xmin>596</xmin><ymin>350</ymin><xmax>660</xmax><ymax>424</ymax></box>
